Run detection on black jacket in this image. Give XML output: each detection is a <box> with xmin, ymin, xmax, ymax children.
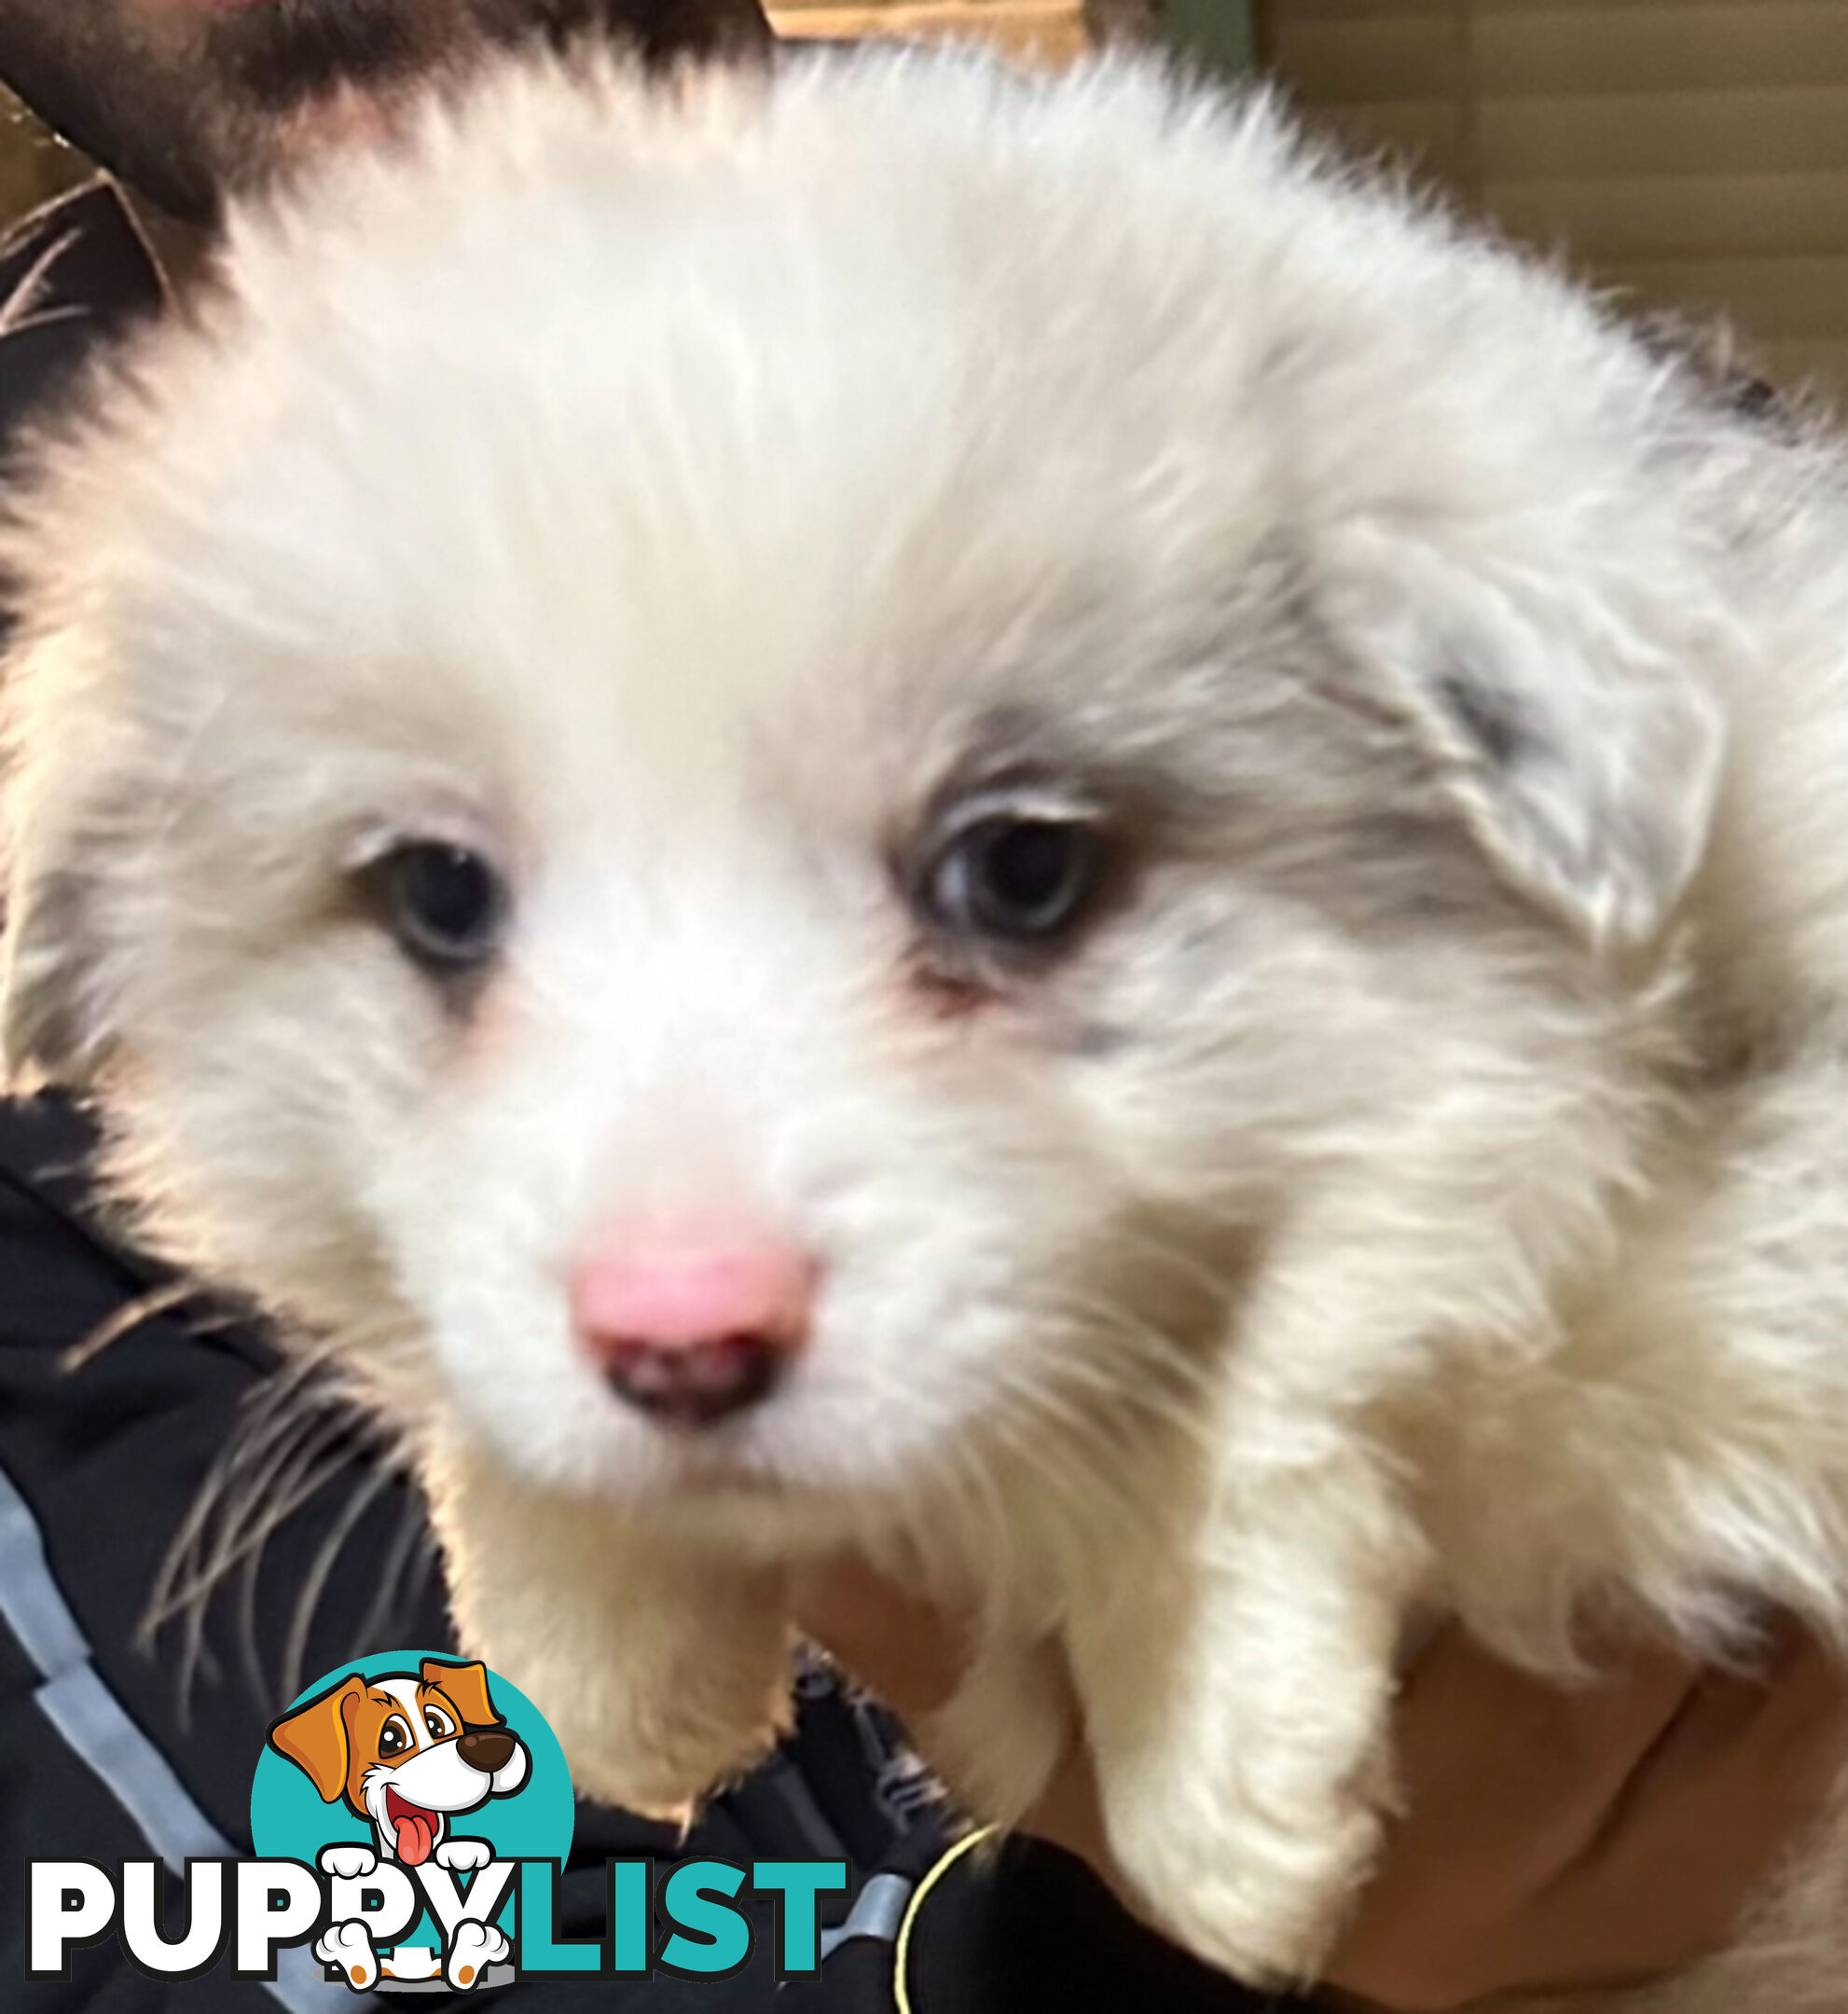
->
<box><xmin>0</xmin><ymin>179</ymin><xmax>1273</xmax><ymax>2014</ymax></box>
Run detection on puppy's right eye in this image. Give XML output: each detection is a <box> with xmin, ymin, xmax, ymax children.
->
<box><xmin>365</xmin><ymin>842</ymin><xmax>507</xmax><ymax>973</ymax></box>
<box><xmin>379</xmin><ymin>1716</ymin><xmax>412</xmax><ymax>1758</ymax></box>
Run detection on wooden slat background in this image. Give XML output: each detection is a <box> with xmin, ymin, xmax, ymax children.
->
<box><xmin>1265</xmin><ymin>0</ymin><xmax>1848</xmax><ymax>404</ymax></box>
<box><xmin>766</xmin><ymin>0</ymin><xmax>1090</xmax><ymax>63</ymax></box>
<box><xmin>0</xmin><ymin>97</ymin><xmax>88</xmax><ymax>225</ymax></box>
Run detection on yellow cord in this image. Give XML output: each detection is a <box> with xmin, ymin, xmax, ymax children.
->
<box><xmin>893</xmin><ymin>1824</ymin><xmax>1000</xmax><ymax>2014</ymax></box>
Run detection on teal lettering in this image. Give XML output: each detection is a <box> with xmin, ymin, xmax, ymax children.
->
<box><xmin>752</xmin><ymin>1860</ymin><xmax>847</xmax><ymax>1974</ymax></box>
<box><xmin>659</xmin><ymin>1860</ymin><xmax>750</xmax><ymax>1978</ymax></box>
<box><xmin>516</xmin><ymin>1861</ymin><xmax>600</xmax><ymax>1974</ymax></box>
<box><xmin>608</xmin><ymin>1861</ymin><xmax>650</xmax><ymax>1976</ymax></box>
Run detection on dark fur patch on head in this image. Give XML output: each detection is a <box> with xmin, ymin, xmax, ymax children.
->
<box><xmin>1436</xmin><ymin>671</ymin><xmax>1530</xmax><ymax>771</ymax></box>
<box><xmin>1633</xmin><ymin>309</ymin><xmax>1798</xmax><ymax>434</ymax></box>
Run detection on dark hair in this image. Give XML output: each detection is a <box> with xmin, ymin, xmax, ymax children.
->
<box><xmin>203</xmin><ymin>3</ymin><xmax>426</xmax><ymax>112</ymax></box>
<box><xmin>0</xmin><ymin>0</ymin><xmax>772</xmax><ymax>223</ymax></box>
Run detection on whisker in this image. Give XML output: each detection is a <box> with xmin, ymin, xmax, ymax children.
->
<box><xmin>143</xmin><ymin>1400</ymin><xmax>320</xmax><ymax>1636</ymax></box>
<box><xmin>348</xmin><ymin>1476</ymin><xmax>436</xmax><ymax>1661</ymax></box>
<box><xmin>149</xmin><ymin>1406</ymin><xmax>357</xmax><ymax>1630</ymax></box>
<box><xmin>230</xmin><ymin>1437</ymin><xmax>372</xmax><ymax>1710</ymax></box>
<box><xmin>58</xmin><ymin>1279</ymin><xmax>204</xmax><ymax>1374</ymax></box>
<box><xmin>280</xmin><ymin>1459</ymin><xmax>396</xmax><ymax>1706</ymax></box>
<box><xmin>140</xmin><ymin>1360</ymin><xmax>394</xmax><ymax>1721</ymax></box>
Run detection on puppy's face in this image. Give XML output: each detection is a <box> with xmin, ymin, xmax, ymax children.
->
<box><xmin>0</xmin><ymin>59</ymin><xmax>1728</xmax><ymax>1529</ymax></box>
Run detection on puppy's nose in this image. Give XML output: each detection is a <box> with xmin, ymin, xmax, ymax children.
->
<box><xmin>570</xmin><ymin>1235</ymin><xmax>815</xmax><ymax>1428</ymax></box>
<box><xmin>457</xmin><ymin>1728</ymin><xmax>516</xmax><ymax>1774</ymax></box>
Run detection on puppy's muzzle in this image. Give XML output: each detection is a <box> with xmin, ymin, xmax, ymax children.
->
<box><xmin>569</xmin><ymin>1227</ymin><xmax>816</xmax><ymax>1429</ymax></box>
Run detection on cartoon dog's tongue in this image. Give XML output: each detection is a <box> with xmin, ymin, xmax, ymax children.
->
<box><xmin>384</xmin><ymin>1787</ymin><xmax>438</xmax><ymax>1867</ymax></box>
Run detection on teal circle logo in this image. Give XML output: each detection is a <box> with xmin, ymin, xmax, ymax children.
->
<box><xmin>251</xmin><ymin>1651</ymin><xmax>573</xmax><ymax>1992</ymax></box>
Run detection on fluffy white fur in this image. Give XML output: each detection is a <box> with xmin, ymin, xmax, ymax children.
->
<box><xmin>5</xmin><ymin>44</ymin><xmax>1848</xmax><ymax>2006</ymax></box>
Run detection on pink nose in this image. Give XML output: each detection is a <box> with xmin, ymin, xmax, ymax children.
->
<box><xmin>570</xmin><ymin>1235</ymin><xmax>816</xmax><ymax>1428</ymax></box>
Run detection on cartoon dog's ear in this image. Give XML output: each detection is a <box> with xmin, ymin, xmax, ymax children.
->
<box><xmin>1319</xmin><ymin>521</ymin><xmax>1726</xmax><ymax>952</ymax></box>
<box><xmin>269</xmin><ymin>1676</ymin><xmax>365</xmax><ymax>1802</ymax></box>
<box><xmin>422</xmin><ymin>1658</ymin><xmax>501</xmax><ymax>1728</ymax></box>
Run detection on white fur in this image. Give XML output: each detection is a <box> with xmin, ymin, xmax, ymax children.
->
<box><xmin>7</xmin><ymin>43</ymin><xmax>1848</xmax><ymax>2005</ymax></box>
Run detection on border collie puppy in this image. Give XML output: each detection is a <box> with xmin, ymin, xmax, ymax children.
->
<box><xmin>7</xmin><ymin>46</ymin><xmax>1848</xmax><ymax>2009</ymax></box>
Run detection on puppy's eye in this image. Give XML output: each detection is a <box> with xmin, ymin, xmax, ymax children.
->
<box><xmin>379</xmin><ymin>1716</ymin><xmax>412</xmax><ymax>1757</ymax></box>
<box><xmin>367</xmin><ymin>842</ymin><xmax>506</xmax><ymax>971</ymax></box>
<box><xmin>923</xmin><ymin>815</ymin><xmax>1105</xmax><ymax>945</ymax></box>
<box><xmin>423</xmin><ymin>1706</ymin><xmax>456</xmax><ymax>1741</ymax></box>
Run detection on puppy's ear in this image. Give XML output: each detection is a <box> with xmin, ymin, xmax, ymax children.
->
<box><xmin>422</xmin><ymin>1658</ymin><xmax>501</xmax><ymax>1728</ymax></box>
<box><xmin>269</xmin><ymin>1676</ymin><xmax>365</xmax><ymax>1802</ymax></box>
<box><xmin>1321</xmin><ymin>525</ymin><xmax>1726</xmax><ymax>950</ymax></box>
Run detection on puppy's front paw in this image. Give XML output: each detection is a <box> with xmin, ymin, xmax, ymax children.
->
<box><xmin>445</xmin><ymin>1919</ymin><xmax>511</xmax><ymax>1991</ymax></box>
<box><xmin>1105</xmin><ymin>1772</ymin><xmax>1382</xmax><ymax>1988</ymax></box>
<box><xmin>435</xmin><ymin>1838</ymin><xmax>493</xmax><ymax>1873</ymax></box>
<box><xmin>318</xmin><ymin>1845</ymin><xmax>378</xmax><ymax>1881</ymax></box>
<box><xmin>917</xmin><ymin>1637</ymin><xmax>1070</xmax><ymax>1824</ymax></box>
<box><xmin>315</xmin><ymin>1919</ymin><xmax>379</xmax><ymax>1992</ymax></box>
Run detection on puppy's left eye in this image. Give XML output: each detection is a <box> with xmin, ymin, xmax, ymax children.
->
<box><xmin>364</xmin><ymin>842</ymin><xmax>507</xmax><ymax>972</ymax></box>
<box><xmin>423</xmin><ymin>1706</ymin><xmax>456</xmax><ymax>1741</ymax></box>
<box><xmin>921</xmin><ymin>815</ymin><xmax>1106</xmax><ymax>946</ymax></box>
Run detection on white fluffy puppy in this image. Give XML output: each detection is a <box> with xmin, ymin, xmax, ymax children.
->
<box><xmin>7</xmin><ymin>45</ymin><xmax>1848</xmax><ymax>2008</ymax></box>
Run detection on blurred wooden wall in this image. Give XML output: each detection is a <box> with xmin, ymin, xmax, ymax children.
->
<box><xmin>1264</xmin><ymin>1</ymin><xmax>1848</xmax><ymax>407</ymax></box>
<box><xmin>767</xmin><ymin>0</ymin><xmax>1090</xmax><ymax>64</ymax></box>
<box><xmin>0</xmin><ymin>90</ymin><xmax>90</xmax><ymax>232</ymax></box>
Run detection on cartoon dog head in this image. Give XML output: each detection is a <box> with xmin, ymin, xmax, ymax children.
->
<box><xmin>269</xmin><ymin>1658</ymin><xmax>529</xmax><ymax>1865</ymax></box>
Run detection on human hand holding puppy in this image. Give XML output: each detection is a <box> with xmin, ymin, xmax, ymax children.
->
<box><xmin>795</xmin><ymin>1564</ymin><xmax>1848</xmax><ymax>2012</ymax></box>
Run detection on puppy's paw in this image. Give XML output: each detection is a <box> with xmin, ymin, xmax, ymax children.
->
<box><xmin>445</xmin><ymin>1919</ymin><xmax>511</xmax><ymax>1991</ymax></box>
<box><xmin>318</xmin><ymin>1844</ymin><xmax>378</xmax><ymax>1882</ymax></box>
<box><xmin>1105</xmin><ymin>1776</ymin><xmax>1380</xmax><ymax>1988</ymax></box>
<box><xmin>315</xmin><ymin>1919</ymin><xmax>379</xmax><ymax>1992</ymax></box>
<box><xmin>435</xmin><ymin>1837</ymin><xmax>494</xmax><ymax>1873</ymax></box>
<box><xmin>917</xmin><ymin>1637</ymin><xmax>1070</xmax><ymax>1824</ymax></box>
